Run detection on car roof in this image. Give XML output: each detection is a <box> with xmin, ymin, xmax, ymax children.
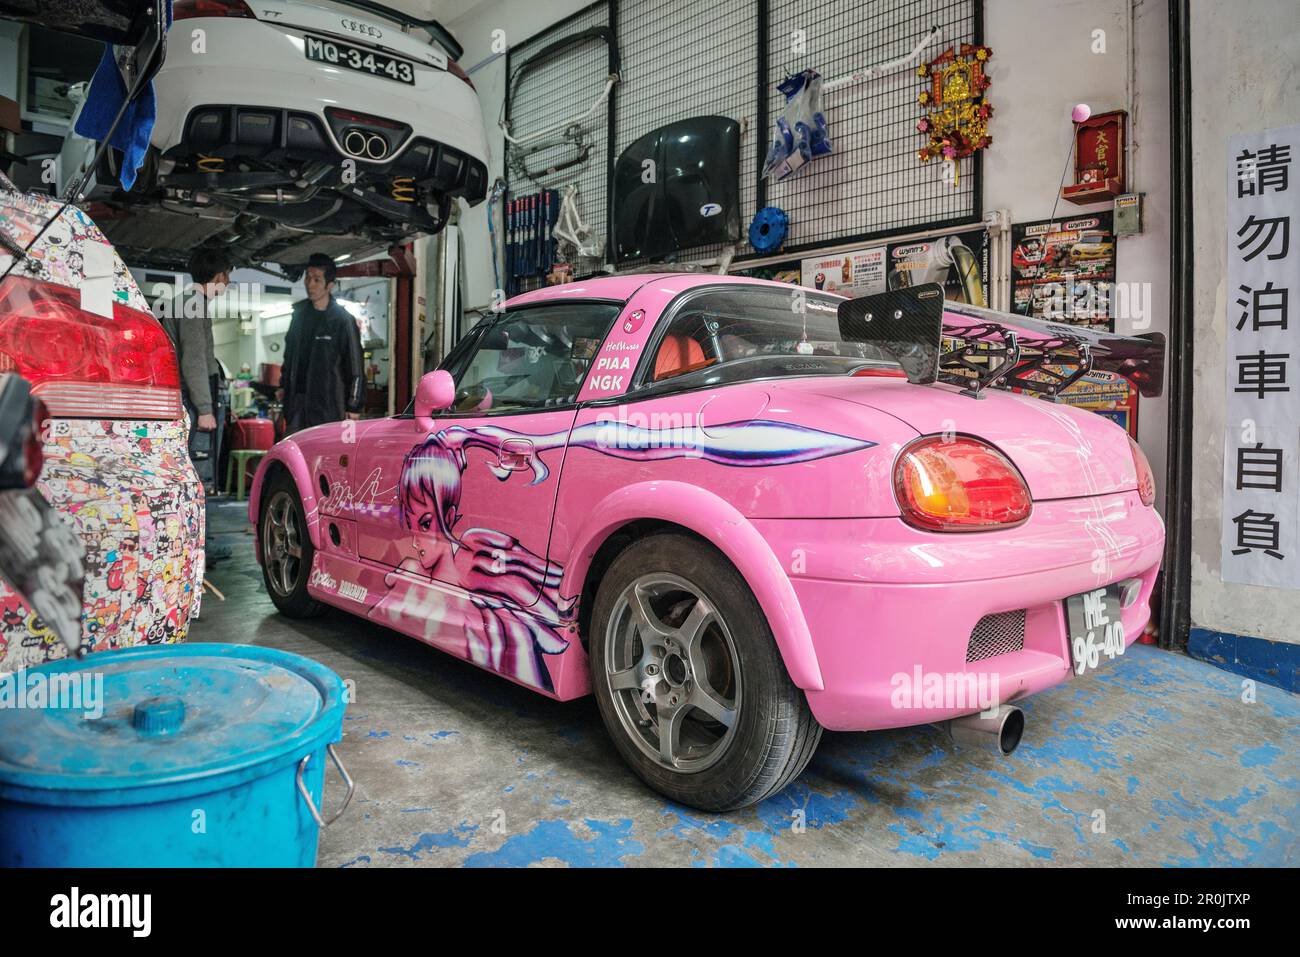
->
<box><xmin>504</xmin><ymin>273</ymin><xmax>841</xmax><ymax>310</ymax></box>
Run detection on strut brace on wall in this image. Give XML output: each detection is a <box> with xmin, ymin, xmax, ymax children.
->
<box><xmin>500</xmin><ymin>25</ymin><xmax>622</xmax><ymax>149</ymax></box>
<box><xmin>507</xmin><ymin>125</ymin><xmax>593</xmax><ymax>182</ymax></box>
<box><xmin>553</xmin><ymin>183</ymin><xmax>602</xmax><ymax>261</ymax></box>
<box><xmin>822</xmin><ymin>25</ymin><xmax>942</xmax><ymax>94</ymax></box>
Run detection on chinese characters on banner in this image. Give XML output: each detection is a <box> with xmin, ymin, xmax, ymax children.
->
<box><xmin>1222</xmin><ymin>124</ymin><xmax>1299</xmax><ymax>589</ymax></box>
<box><xmin>800</xmin><ymin>247</ymin><xmax>886</xmax><ymax>296</ymax></box>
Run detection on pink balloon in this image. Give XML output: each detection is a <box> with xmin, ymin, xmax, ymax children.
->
<box><xmin>1072</xmin><ymin>103</ymin><xmax>1092</xmax><ymax>123</ymax></box>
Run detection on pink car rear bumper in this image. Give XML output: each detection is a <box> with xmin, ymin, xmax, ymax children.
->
<box><xmin>755</xmin><ymin>491</ymin><xmax>1165</xmax><ymax>732</ymax></box>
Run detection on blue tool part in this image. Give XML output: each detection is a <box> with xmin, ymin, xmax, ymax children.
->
<box><xmin>748</xmin><ymin>206</ymin><xmax>789</xmax><ymax>254</ymax></box>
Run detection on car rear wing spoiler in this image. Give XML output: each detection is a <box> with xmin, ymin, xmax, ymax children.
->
<box><xmin>836</xmin><ymin>283</ymin><xmax>1166</xmax><ymax>399</ymax></box>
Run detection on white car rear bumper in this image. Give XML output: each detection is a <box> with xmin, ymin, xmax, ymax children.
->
<box><xmin>151</xmin><ymin>18</ymin><xmax>489</xmax><ymax>171</ymax></box>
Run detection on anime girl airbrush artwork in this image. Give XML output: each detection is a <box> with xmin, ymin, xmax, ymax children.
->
<box><xmin>377</xmin><ymin>416</ymin><xmax>875</xmax><ymax>693</ymax></box>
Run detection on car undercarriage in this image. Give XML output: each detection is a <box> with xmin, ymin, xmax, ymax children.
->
<box><xmin>88</xmin><ymin>104</ymin><xmax>488</xmax><ymax>273</ymax></box>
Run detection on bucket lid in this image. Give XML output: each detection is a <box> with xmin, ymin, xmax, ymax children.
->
<box><xmin>0</xmin><ymin>643</ymin><xmax>347</xmax><ymax>794</ymax></box>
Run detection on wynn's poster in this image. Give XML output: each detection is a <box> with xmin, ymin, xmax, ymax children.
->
<box><xmin>797</xmin><ymin>227</ymin><xmax>990</xmax><ymax>306</ymax></box>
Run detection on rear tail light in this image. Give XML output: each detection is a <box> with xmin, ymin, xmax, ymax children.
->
<box><xmin>1128</xmin><ymin>435</ymin><xmax>1156</xmax><ymax>507</ymax></box>
<box><xmin>447</xmin><ymin>60</ymin><xmax>476</xmax><ymax>91</ymax></box>
<box><xmin>172</xmin><ymin>0</ymin><xmax>255</xmax><ymax>19</ymax></box>
<box><xmin>0</xmin><ymin>277</ymin><xmax>181</xmax><ymax>420</ymax></box>
<box><xmin>894</xmin><ymin>434</ymin><xmax>1032</xmax><ymax>532</ymax></box>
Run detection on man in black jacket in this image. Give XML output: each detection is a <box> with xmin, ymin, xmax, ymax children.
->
<box><xmin>280</xmin><ymin>254</ymin><xmax>365</xmax><ymax>434</ymax></box>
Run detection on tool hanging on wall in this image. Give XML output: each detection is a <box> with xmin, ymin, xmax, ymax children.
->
<box><xmin>505</xmin><ymin>188</ymin><xmax>562</xmax><ymax>296</ymax></box>
<box><xmin>748</xmin><ymin>206</ymin><xmax>788</xmax><ymax>254</ymax></box>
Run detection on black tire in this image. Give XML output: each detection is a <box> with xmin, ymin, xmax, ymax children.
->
<box><xmin>590</xmin><ymin>532</ymin><xmax>822</xmax><ymax>811</ymax></box>
<box><xmin>259</xmin><ymin>472</ymin><xmax>326</xmax><ymax>618</ymax></box>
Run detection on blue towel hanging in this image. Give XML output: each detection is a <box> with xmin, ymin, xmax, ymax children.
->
<box><xmin>72</xmin><ymin>2</ymin><xmax>173</xmax><ymax>192</ymax></box>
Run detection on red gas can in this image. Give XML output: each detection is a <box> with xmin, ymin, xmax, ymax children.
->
<box><xmin>231</xmin><ymin>417</ymin><xmax>275</xmax><ymax>451</ymax></box>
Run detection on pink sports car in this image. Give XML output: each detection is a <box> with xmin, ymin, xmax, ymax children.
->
<box><xmin>250</xmin><ymin>275</ymin><xmax>1165</xmax><ymax>811</ymax></box>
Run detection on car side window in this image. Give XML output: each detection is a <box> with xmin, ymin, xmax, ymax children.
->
<box><xmin>449</xmin><ymin>303</ymin><xmax>620</xmax><ymax>413</ymax></box>
<box><xmin>644</xmin><ymin>286</ymin><xmax>896</xmax><ymax>386</ymax></box>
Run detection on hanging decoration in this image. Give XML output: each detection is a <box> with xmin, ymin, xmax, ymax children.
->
<box><xmin>915</xmin><ymin>43</ymin><xmax>993</xmax><ymax>176</ymax></box>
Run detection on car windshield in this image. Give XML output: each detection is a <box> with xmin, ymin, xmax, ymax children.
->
<box><xmin>440</xmin><ymin>302</ymin><xmax>621</xmax><ymax>413</ymax></box>
<box><xmin>643</xmin><ymin>285</ymin><xmax>899</xmax><ymax>388</ymax></box>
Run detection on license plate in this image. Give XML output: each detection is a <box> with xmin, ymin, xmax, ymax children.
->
<box><xmin>304</xmin><ymin>35</ymin><xmax>416</xmax><ymax>85</ymax></box>
<box><xmin>1064</xmin><ymin>585</ymin><xmax>1126</xmax><ymax>675</ymax></box>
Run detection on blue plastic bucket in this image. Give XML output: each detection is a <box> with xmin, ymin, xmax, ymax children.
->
<box><xmin>0</xmin><ymin>643</ymin><xmax>350</xmax><ymax>867</ymax></box>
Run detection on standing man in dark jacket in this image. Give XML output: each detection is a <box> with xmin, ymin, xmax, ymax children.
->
<box><xmin>280</xmin><ymin>253</ymin><xmax>365</xmax><ymax>433</ymax></box>
<box><xmin>161</xmin><ymin>248</ymin><xmax>230</xmax><ymax>439</ymax></box>
<box><xmin>158</xmin><ymin>247</ymin><xmax>233</xmax><ymax>561</ymax></box>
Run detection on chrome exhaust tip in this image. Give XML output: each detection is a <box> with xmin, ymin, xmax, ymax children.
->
<box><xmin>943</xmin><ymin>704</ymin><xmax>1024</xmax><ymax>756</ymax></box>
<box><xmin>365</xmin><ymin>134</ymin><xmax>389</xmax><ymax>160</ymax></box>
<box><xmin>343</xmin><ymin>129</ymin><xmax>369</xmax><ymax>158</ymax></box>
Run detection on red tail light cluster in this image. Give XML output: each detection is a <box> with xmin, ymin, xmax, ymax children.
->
<box><xmin>172</xmin><ymin>0</ymin><xmax>255</xmax><ymax>19</ymax></box>
<box><xmin>0</xmin><ymin>277</ymin><xmax>181</xmax><ymax>420</ymax></box>
<box><xmin>894</xmin><ymin>434</ymin><xmax>1032</xmax><ymax>532</ymax></box>
<box><xmin>1128</xmin><ymin>435</ymin><xmax>1156</xmax><ymax>507</ymax></box>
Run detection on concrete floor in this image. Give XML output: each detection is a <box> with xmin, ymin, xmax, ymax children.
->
<box><xmin>197</xmin><ymin>499</ymin><xmax>1299</xmax><ymax>867</ymax></box>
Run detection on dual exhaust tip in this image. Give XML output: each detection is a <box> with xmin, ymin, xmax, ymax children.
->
<box><xmin>342</xmin><ymin>129</ymin><xmax>389</xmax><ymax>161</ymax></box>
<box><xmin>941</xmin><ymin>704</ymin><xmax>1025</xmax><ymax>756</ymax></box>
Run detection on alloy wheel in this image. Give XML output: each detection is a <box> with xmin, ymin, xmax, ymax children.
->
<box><xmin>263</xmin><ymin>490</ymin><xmax>305</xmax><ymax>598</ymax></box>
<box><xmin>602</xmin><ymin>573</ymin><xmax>741</xmax><ymax>773</ymax></box>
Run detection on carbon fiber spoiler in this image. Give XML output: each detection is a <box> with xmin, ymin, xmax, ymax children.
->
<box><xmin>837</xmin><ymin>283</ymin><xmax>1166</xmax><ymax>399</ymax></box>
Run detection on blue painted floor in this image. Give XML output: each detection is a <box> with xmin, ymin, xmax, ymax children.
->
<box><xmin>199</xmin><ymin>500</ymin><xmax>1299</xmax><ymax>867</ymax></box>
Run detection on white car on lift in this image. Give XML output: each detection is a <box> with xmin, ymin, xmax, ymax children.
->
<box><xmin>62</xmin><ymin>0</ymin><xmax>489</xmax><ymax>274</ymax></box>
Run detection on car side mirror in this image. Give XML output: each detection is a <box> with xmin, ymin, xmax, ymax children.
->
<box><xmin>414</xmin><ymin>370</ymin><xmax>455</xmax><ymax>432</ymax></box>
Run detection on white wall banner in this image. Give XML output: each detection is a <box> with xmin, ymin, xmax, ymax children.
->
<box><xmin>1222</xmin><ymin>123</ymin><xmax>1300</xmax><ymax>589</ymax></box>
<box><xmin>800</xmin><ymin>247</ymin><xmax>886</xmax><ymax>296</ymax></box>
